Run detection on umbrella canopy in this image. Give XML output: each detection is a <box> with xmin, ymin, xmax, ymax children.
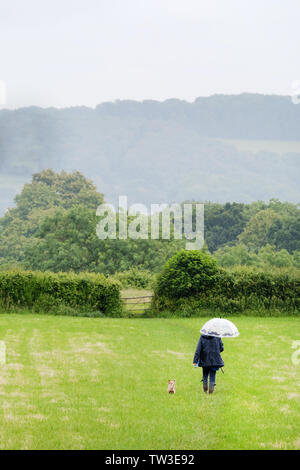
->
<box><xmin>200</xmin><ymin>318</ymin><xmax>239</xmax><ymax>338</ymax></box>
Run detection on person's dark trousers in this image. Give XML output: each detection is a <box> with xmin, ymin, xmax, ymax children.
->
<box><xmin>202</xmin><ymin>367</ymin><xmax>217</xmax><ymax>393</ymax></box>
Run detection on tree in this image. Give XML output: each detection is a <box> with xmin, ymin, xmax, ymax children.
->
<box><xmin>15</xmin><ymin>169</ymin><xmax>104</xmax><ymax>217</ymax></box>
<box><xmin>267</xmin><ymin>216</ymin><xmax>300</xmax><ymax>253</ymax></box>
<box><xmin>23</xmin><ymin>206</ymin><xmax>101</xmax><ymax>272</ymax></box>
<box><xmin>0</xmin><ymin>170</ymin><xmax>104</xmax><ymax>267</ymax></box>
<box><xmin>204</xmin><ymin>202</ymin><xmax>247</xmax><ymax>252</ymax></box>
<box><xmin>258</xmin><ymin>244</ymin><xmax>294</xmax><ymax>268</ymax></box>
<box><xmin>213</xmin><ymin>244</ymin><xmax>259</xmax><ymax>267</ymax></box>
<box><xmin>238</xmin><ymin>209</ymin><xmax>281</xmax><ymax>249</ymax></box>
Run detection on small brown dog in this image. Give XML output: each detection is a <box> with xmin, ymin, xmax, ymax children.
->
<box><xmin>168</xmin><ymin>379</ymin><xmax>176</xmax><ymax>394</ymax></box>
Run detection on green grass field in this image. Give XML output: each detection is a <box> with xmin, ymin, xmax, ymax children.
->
<box><xmin>0</xmin><ymin>313</ymin><xmax>299</xmax><ymax>450</ymax></box>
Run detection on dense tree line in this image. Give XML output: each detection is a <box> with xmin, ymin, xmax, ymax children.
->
<box><xmin>0</xmin><ymin>170</ymin><xmax>299</xmax><ymax>274</ymax></box>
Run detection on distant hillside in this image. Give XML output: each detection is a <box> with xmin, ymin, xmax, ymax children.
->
<box><xmin>0</xmin><ymin>94</ymin><xmax>299</xmax><ymax>214</ymax></box>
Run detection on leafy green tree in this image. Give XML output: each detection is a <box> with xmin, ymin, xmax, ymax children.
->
<box><xmin>204</xmin><ymin>202</ymin><xmax>247</xmax><ymax>252</ymax></box>
<box><xmin>214</xmin><ymin>243</ymin><xmax>299</xmax><ymax>270</ymax></box>
<box><xmin>258</xmin><ymin>244</ymin><xmax>294</xmax><ymax>268</ymax></box>
<box><xmin>238</xmin><ymin>209</ymin><xmax>281</xmax><ymax>249</ymax></box>
<box><xmin>214</xmin><ymin>244</ymin><xmax>259</xmax><ymax>267</ymax></box>
<box><xmin>0</xmin><ymin>170</ymin><xmax>104</xmax><ymax>267</ymax></box>
<box><xmin>23</xmin><ymin>207</ymin><xmax>101</xmax><ymax>272</ymax></box>
<box><xmin>15</xmin><ymin>169</ymin><xmax>104</xmax><ymax>217</ymax></box>
<box><xmin>23</xmin><ymin>205</ymin><xmax>184</xmax><ymax>274</ymax></box>
<box><xmin>267</xmin><ymin>216</ymin><xmax>300</xmax><ymax>253</ymax></box>
<box><xmin>293</xmin><ymin>251</ymin><xmax>300</xmax><ymax>269</ymax></box>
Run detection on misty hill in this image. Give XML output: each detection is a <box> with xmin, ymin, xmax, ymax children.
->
<box><xmin>0</xmin><ymin>93</ymin><xmax>300</xmax><ymax>214</ymax></box>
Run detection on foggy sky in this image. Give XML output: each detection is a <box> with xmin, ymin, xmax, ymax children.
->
<box><xmin>1</xmin><ymin>0</ymin><xmax>300</xmax><ymax>108</ymax></box>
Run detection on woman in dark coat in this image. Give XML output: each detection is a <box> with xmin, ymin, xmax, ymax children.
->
<box><xmin>193</xmin><ymin>335</ymin><xmax>224</xmax><ymax>394</ymax></box>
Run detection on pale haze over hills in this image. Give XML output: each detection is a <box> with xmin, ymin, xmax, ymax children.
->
<box><xmin>0</xmin><ymin>93</ymin><xmax>299</xmax><ymax>215</ymax></box>
<box><xmin>1</xmin><ymin>1</ymin><xmax>300</xmax><ymax>213</ymax></box>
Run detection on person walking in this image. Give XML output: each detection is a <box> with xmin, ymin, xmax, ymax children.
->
<box><xmin>193</xmin><ymin>334</ymin><xmax>224</xmax><ymax>394</ymax></box>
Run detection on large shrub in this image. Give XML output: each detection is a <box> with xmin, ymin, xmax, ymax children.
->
<box><xmin>0</xmin><ymin>270</ymin><xmax>122</xmax><ymax>316</ymax></box>
<box><xmin>155</xmin><ymin>250</ymin><xmax>219</xmax><ymax>298</ymax></box>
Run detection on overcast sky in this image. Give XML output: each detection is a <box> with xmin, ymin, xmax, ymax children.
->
<box><xmin>0</xmin><ymin>0</ymin><xmax>299</xmax><ymax>108</ymax></box>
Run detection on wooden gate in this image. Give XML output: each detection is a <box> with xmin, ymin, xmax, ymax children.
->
<box><xmin>122</xmin><ymin>295</ymin><xmax>153</xmax><ymax>315</ymax></box>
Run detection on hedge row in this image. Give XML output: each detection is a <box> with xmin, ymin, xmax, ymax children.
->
<box><xmin>152</xmin><ymin>268</ymin><xmax>300</xmax><ymax>315</ymax></box>
<box><xmin>0</xmin><ymin>270</ymin><xmax>122</xmax><ymax>316</ymax></box>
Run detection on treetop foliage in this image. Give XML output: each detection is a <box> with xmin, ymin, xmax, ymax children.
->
<box><xmin>0</xmin><ymin>170</ymin><xmax>299</xmax><ymax>274</ymax></box>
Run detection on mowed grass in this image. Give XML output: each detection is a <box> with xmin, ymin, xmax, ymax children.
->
<box><xmin>0</xmin><ymin>314</ymin><xmax>299</xmax><ymax>450</ymax></box>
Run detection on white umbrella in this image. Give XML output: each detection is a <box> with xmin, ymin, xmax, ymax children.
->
<box><xmin>200</xmin><ymin>318</ymin><xmax>239</xmax><ymax>338</ymax></box>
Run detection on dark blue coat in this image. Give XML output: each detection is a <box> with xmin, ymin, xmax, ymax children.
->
<box><xmin>193</xmin><ymin>335</ymin><xmax>224</xmax><ymax>368</ymax></box>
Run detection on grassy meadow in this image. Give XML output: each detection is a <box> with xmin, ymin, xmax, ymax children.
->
<box><xmin>0</xmin><ymin>313</ymin><xmax>299</xmax><ymax>450</ymax></box>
